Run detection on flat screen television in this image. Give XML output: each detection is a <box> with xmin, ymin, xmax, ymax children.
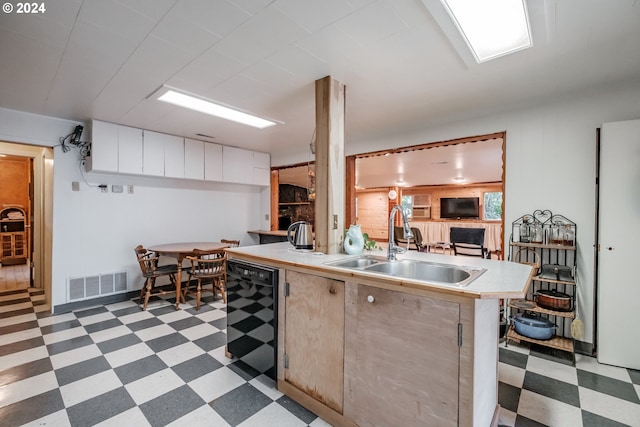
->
<box><xmin>440</xmin><ymin>197</ymin><xmax>480</xmax><ymax>219</ymax></box>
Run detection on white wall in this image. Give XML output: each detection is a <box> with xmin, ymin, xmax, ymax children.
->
<box><xmin>0</xmin><ymin>107</ymin><xmax>266</xmax><ymax>310</ymax></box>
<box><xmin>272</xmin><ymin>79</ymin><xmax>640</xmax><ymax>346</ymax></box>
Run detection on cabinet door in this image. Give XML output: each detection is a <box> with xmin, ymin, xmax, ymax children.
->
<box><xmin>344</xmin><ymin>284</ymin><xmax>460</xmax><ymax>427</ymax></box>
<box><xmin>142</xmin><ymin>130</ymin><xmax>166</xmax><ymax>176</ymax></box>
<box><xmin>222</xmin><ymin>146</ymin><xmax>253</xmax><ymax>184</ymax></box>
<box><xmin>253</xmin><ymin>151</ymin><xmax>270</xmax><ymax>169</ymax></box>
<box><xmin>184</xmin><ymin>138</ymin><xmax>204</xmax><ymax>180</ymax></box>
<box><xmin>204</xmin><ymin>142</ymin><xmax>223</xmax><ymax>181</ymax></box>
<box><xmin>164</xmin><ymin>135</ymin><xmax>185</xmax><ymax>178</ymax></box>
<box><xmin>252</xmin><ymin>167</ymin><xmax>270</xmax><ymax>186</ymax></box>
<box><xmin>88</xmin><ymin>120</ymin><xmax>118</xmax><ymax>172</ymax></box>
<box><xmin>118</xmin><ymin>125</ymin><xmax>143</xmax><ymax>174</ymax></box>
<box><xmin>284</xmin><ymin>271</ymin><xmax>344</xmax><ymax>413</ymax></box>
<box><xmin>1</xmin><ymin>234</ymin><xmax>12</xmax><ymax>258</ymax></box>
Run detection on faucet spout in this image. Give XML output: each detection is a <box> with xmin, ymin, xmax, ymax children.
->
<box><xmin>387</xmin><ymin>205</ymin><xmax>414</xmax><ymax>261</ymax></box>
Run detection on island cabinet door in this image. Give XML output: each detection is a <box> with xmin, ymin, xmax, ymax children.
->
<box><xmin>283</xmin><ymin>271</ymin><xmax>345</xmax><ymax>414</ymax></box>
<box><xmin>344</xmin><ymin>283</ymin><xmax>460</xmax><ymax>427</ymax></box>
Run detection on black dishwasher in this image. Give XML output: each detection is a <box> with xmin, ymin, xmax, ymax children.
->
<box><xmin>226</xmin><ymin>259</ymin><xmax>278</xmax><ymax>380</ymax></box>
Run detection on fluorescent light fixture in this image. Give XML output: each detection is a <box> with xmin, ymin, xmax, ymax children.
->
<box><xmin>154</xmin><ymin>86</ymin><xmax>278</xmax><ymax>129</ymax></box>
<box><xmin>440</xmin><ymin>0</ymin><xmax>532</xmax><ymax>63</ymax></box>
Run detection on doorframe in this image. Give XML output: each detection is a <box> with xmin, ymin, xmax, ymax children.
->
<box><xmin>0</xmin><ymin>141</ymin><xmax>53</xmax><ymax>309</ymax></box>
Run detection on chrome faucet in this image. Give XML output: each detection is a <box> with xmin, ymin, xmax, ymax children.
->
<box><xmin>388</xmin><ymin>205</ymin><xmax>413</xmax><ymax>261</ymax></box>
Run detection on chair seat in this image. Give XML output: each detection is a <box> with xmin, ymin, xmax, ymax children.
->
<box><xmin>135</xmin><ymin>245</ymin><xmax>180</xmax><ymax>310</ymax></box>
<box><xmin>183</xmin><ymin>249</ymin><xmax>227</xmax><ymax>310</ymax></box>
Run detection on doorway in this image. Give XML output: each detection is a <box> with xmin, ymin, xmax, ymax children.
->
<box><xmin>345</xmin><ymin>132</ymin><xmax>506</xmax><ymax>253</ymax></box>
<box><xmin>0</xmin><ymin>141</ymin><xmax>53</xmax><ymax>308</ymax></box>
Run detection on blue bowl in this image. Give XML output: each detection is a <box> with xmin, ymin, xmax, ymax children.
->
<box><xmin>511</xmin><ymin>315</ymin><xmax>557</xmax><ymax>340</ymax></box>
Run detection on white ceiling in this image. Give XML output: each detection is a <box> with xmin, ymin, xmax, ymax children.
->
<box><xmin>1</xmin><ymin>0</ymin><xmax>639</xmax><ymax>160</ymax></box>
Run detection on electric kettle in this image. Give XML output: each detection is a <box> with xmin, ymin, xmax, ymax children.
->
<box><xmin>287</xmin><ymin>221</ymin><xmax>314</xmax><ymax>250</ymax></box>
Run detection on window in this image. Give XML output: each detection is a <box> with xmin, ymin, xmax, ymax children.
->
<box><xmin>483</xmin><ymin>192</ymin><xmax>503</xmax><ymax>220</ymax></box>
<box><xmin>401</xmin><ymin>195</ymin><xmax>413</xmax><ymax>219</ymax></box>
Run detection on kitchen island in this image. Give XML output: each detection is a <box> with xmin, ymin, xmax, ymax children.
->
<box><xmin>225</xmin><ymin>242</ymin><xmax>534</xmax><ymax>427</ymax></box>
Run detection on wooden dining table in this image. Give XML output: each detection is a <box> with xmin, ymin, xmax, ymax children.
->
<box><xmin>148</xmin><ymin>241</ymin><xmax>229</xmax><ymax>310</ymax></box>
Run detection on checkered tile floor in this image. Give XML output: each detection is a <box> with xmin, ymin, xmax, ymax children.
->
<box><xmin>0</xmin><ymin>288</ymin><xmax>329</xmax><ymax>427</ymax></box>
<box><xmin>1</xmin><ymin>288</ymin><xmax>639</xmax><ymax>426</ymax></box>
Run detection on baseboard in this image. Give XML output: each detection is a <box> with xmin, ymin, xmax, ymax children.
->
<box><xmin>574</xmin><ymin>340</ymin><xmax>594</xmax><ymax>356</ymax></box>
<box><xmin>53</xmin><ymin>290</ymin><xmax>139</xmax><ymax>314</ymax></box>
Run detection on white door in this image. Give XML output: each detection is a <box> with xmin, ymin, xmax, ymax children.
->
<box><xmin>597</xmin><ymin>119</ymin><xmax>640</xmax><ymax>369</ymax></box>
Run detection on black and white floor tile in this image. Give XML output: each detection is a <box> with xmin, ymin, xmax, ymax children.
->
<box><xmin>0</xmin><ymin>289</ymin><xmax>329</xmax><ymax>427</ymax></box>
<box><xmin>1</xmin><ymin>288</ymin><xmax>639</xmax><ymax>426</ymax></box>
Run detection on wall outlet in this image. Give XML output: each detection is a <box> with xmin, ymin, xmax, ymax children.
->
<box><xmin>98</xmin><ymin>185</ymin><xmax>108</xmax><ymax>193</ymax></box>
<box><xmin>71</xmin><ymin>181</ymin><xmax>80</xmax><ymax>191</ymax></box>
<box><xmin>112</xmin><ymin>184</ymin><xmax>123</xmax><ymax>193</ymax></box>
<box><xmin>127</xmin><ymin>185</ymin><xmax>134</xmax><ymax>194</ymax></box>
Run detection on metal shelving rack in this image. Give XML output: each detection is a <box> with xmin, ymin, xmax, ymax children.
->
<box><xmin>505</xmin><ymin>210</ymin><xmax>577</xmax><ymax>360</ymax></box>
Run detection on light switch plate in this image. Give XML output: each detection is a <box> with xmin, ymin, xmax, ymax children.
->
<box><xmin>112</xmin><ymin>184</ymin><xmax>123</xmax><ymax>193</ymax></box>
<box><xmin>71</xmin><ymin>181</ymin><xmax>80</xmax><ymax>191</ymax></box>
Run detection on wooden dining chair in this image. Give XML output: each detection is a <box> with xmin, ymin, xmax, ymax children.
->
<box><xmin>134</xmin><ymin>245</ymin><xmax>180</xmax><ymax>310</ymax></box>
<box><xmin>183</xmin><ymin>249</ymin><xmax>227</xmax><ymax>310</ymax></box>
<box><xmin>221</xmin><ymin>239</ymin><xmax>240</xmax><ymax>248</ymax></box>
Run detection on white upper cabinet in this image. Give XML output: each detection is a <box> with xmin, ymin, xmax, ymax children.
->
<box><xmin>184</xmin><ymin>138</ymin><xmax>204</xmax><ymax>180</ymax></box>
<box><xmin>142</xmin><ymin>130</ymin><xmax>166</xmax><ymax>176</ymax></box>
<box><xmin>253</xmin><ymin>151</ymin><xmax>271</xmax><ymax>186</ymax></box>
<box><xmin>204</xmin><ymin>142</ymin><xmax>223</xmax><ymax>182</ymax></box>
<box><xmin>117</xmin><ymin>125</ymin><xmax>143</xmax><ymax>174</ymax></box>
<box><xmin>164</xmin><ymin>135</ymin><xmax>185</xmax><ymax>178</ymax></box>
<box><xmin>222</xmin><ymin>146</ymin><xmax>253</xmax><ymax>184</ymax></box>
<box><xmin>88</xmin><ymin>121</ymin><xmax>269</xmax><ymax>186</ymax></box>
<box><xmin>87</xmin><ymin>120</ymin><xmax>118</xmax><ymax>173</ymax></box>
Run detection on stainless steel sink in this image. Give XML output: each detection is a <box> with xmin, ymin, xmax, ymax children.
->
<box><xmin>328</xmin><ymin>257</ymin><xmax>383</xmax><ymax>269</ymax></box>
<box><xmin>325</xmin><ymin>256</ymin><xmax>486</xmax><ymax>287</ymax></box>
<box><xmin>326</xmin><ymin>255</ymin><xmax>387</xmax><ymax>269</ymax></box>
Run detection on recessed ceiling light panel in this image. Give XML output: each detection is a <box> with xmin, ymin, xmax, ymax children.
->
<box><xmin>152</xmin><ymin>86</ymin><xmax>279</xmax><ymax>129</ymax></box>
<box><xmin>440</xmin><ymin>0</ymin><xmax>532</xmax><ymax>63</ymax></box>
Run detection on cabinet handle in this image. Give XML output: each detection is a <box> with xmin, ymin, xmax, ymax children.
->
<box><xmin>607</xmin><ymin>247</ymin><xmax>614</xmax><ymax>251</ymax></box>
<box><xmin>329</xmin><ymin>287</ymin><xmax>336</xmax><ymax>294</ymax></box>
<box><xmin>367</xmin><ymin>295</ymin><xmax>375</xmax><ymax>303</ymax></box>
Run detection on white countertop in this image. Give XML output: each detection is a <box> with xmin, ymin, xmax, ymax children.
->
<box><xmin>226</xmin><ymin>242</ymin><xmax>533</xmax><ymax>299</ymax></box>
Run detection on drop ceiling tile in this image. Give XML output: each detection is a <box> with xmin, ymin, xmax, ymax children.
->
<box><xmin>0</xmin><ymin>29</ymin><xmax>61</xmax><ymax>112</ymax></box>
<box><xmin>213</xmin><ymin>6</ymin><xmax>309</xmax><ymax>65</ymax></box>
<box><xmin>123</xmin><ymin>36</ymin><xmax>196</xmax><ymax>83</ymax></box>
<box><xmin>265</xmin><ymin>45</ymin><xmax>326</xmax><ymax>80</ymax></box>
<box><xmin>0</xmin><ymin>12</ymin><xmax>73</xmax><ymax>50</ymax></box>
<box><xmin>240</xmin><ymin>61</ymin><xmax>297</xmax><ymax>91</ymax></box>
<box><xmin>334</xmin><ymin>0</ymin><xmax>407</xmax><ymax>46</ymax></box>
<box><xmin>78</xmin><ymin>0</ymin><xmax>157</xmax><ymax>43</ymax></box>
<box><xmin>170</xmin><ymin>49</ymin><xmax>246</xmax><ymax>94</ymax></box>
<box><xmin>227</xmin><ymin>0</ymin><xmax>273</xmax><ymax>16</ymax></box>
<box><xmin>152</xmin><ymin>12</ymin><xmax>221</xmax><ymax>55</ymax></box>
<box><xmin>207</xmin><ymin>74</ymin><xmax>276</xmax><ymax>112</ymax></box>
<box><xmin>294</xmin><ymin>24</ymin><xmax>361</xmax><ymax>64</ymax></box>
<box><xmin>66</xmin><ymin>20</ymin><xmax>141</xmax><ymax>69</ymax></box>
<box><xmin>386</xmin><ymin>0</ymin><xmax>434</xmax><ymax>28</ymax></box>
<box><xmin>114</xmin><ymin>0</ymin><xmax>176</xmax><ymax>22</ymax></box>
<box><xmin>43</xmin><ymin>50</ymin><xmax>117</xmax><ymax>120</ymax></box>
<box><xmin>172</xmin><ymin>0</ymin><xmax>251</xmax><ymax>38</ymax></box>
<box><xmin>274</xmin><ymin>0</ymin><xmax>354</xmax><ymax>33</ymax></box>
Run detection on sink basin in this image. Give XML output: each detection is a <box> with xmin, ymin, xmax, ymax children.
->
<box><xmin>325</xmin><ymin>256</ymin><xmax>386</xmax><ymax>269</ymax></box>
<box><xmin>325</xmin><ymin>256</ymin><xmax>486</xmax><ymax>287</ymax></box>
<box><xmin>365</xmin><ymin>260</ymin><xmax>485</xmax><ymax>286</ymax></box>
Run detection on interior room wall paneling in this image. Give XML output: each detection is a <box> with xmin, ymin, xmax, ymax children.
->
<box><xmin>355</xmin><ymin>189</ymin><xmax>390</xmax><ymax>240</ymax></box>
